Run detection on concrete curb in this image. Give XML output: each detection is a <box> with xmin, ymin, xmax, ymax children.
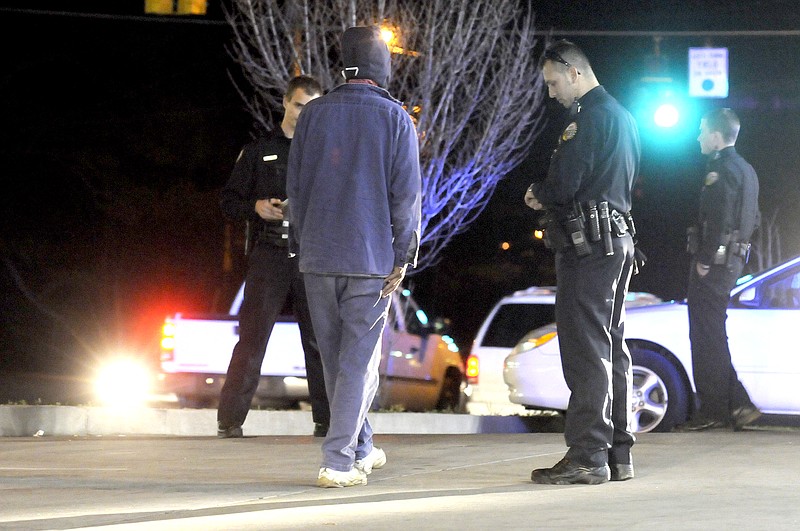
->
<box><xmin>0</xmin><ymin>405</ymin><xmax>543</xmax><ymax>437</ymax></box>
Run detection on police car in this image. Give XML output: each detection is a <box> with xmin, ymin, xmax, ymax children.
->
<box><xmin>503</xmin><ymin>255</ymin><xmax>800</xmax><ymax>432</ymax></box>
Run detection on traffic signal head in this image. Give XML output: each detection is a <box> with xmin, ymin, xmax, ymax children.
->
<box><xmin>653</xmin><ymin>102</ymin><xmax>680</xmax><ymax>128</ymax></box>
<box><xmin>631</xmin><ymin>80</ymin><xmax>698</xmax><ymax>146</ymax></box>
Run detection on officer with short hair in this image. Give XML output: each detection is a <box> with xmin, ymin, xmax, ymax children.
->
<box><xmin>525</xmin><ymin>39</ymin><xmax>641</xmax><ymax>485</ymax></box>
<box><xmin>217</xmin><ymin>75</ymin><xmax>330</xmax><ymax>439</ymax></box>
<box><xmin>679</xmin><ymin>107</ymin><xmax>761</xmax><ymax>431</ymax></box>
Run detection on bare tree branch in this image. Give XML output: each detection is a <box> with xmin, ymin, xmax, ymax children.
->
<box><xmin>751</xmin><ymin>208</ymin><xmax>783</xmax><ymax>271</ymax></box>
<box><xmin>225</xmin><ymin>0</ymin><xmax>547</xmax><ymax>271</ymax></box>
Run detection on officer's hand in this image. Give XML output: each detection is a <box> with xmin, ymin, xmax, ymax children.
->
<box><xmin>524</xmin><ymin>188</ymin><xmax>544</xmax><ymax>210</ymax></box>
<box><xmin>696</xmin><ymin>262</ymin><xmax>710</xmax><ymax>278</ymax></box>
<box><xmin>381</xmin><ymin>265</ymin><xmax>407</xmax><ymax>298</ymax></box>
<box><xmin>255</xmin><ymin>198</ymin><xmax>284</xmax><ymax>221</ymax></box>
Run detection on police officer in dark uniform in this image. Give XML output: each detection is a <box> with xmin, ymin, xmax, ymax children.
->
<box><xmin>680</xmin><ymin>108</ymin><xmax>761</xmax><ymax>431</ymax></box>
<box><xmin>217</xmin><ymin>76</ymin><xmax>330</xmax><ymax>438</ymax></box>
<box><xmin>525</xmin><ymin>40</ymin><xmax>640</xmax><ymax>485</ymax></box>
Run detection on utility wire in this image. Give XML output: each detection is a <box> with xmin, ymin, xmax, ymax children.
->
<box><xmin>3</xmin><ymin>8</ymin><xmax>798</xmax><ymax>36</ymax></box>
<box><xmin>550</xmin><ymin>29</ymin><xmax>800</xmax><ymax>37</ymax></box>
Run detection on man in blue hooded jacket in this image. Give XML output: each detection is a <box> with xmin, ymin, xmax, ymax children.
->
<box><xmin>286</xmin><ymin>26</ymin><xmax>422</xmax><ymax>488</ymax></box>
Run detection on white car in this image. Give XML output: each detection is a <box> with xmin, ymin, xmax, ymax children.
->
<box><xmin>465</xmin><ymin>286</ymin><xmax>660</xmax><ymax>415</ymax></box>
<box><xmin>504</xmin><ymin>255</ymin><xmax>800</xmax><ymax>432</ymax></box>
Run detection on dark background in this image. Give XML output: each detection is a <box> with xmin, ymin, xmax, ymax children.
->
<box><xmin>2</xmin><ymin>1</ymin><xmax>799</xmax><ymax>380</ymax></box>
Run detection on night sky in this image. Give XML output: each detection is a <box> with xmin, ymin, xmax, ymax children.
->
<box><xmin>2</xmin><ymin>1</ymin><xmax>799</xmax><ymax>373</ymax></box>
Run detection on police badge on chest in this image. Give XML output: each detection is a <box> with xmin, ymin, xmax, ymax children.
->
<box><xmin>561</xmin><ymin>122</ymin><xmax>578</xmax><ymax>142</ymax></box>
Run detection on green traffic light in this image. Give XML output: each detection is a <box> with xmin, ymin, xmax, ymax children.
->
<box><xmin>629</xmin><ymin>77</ymin><xmax>703</xmax><ymax>146</ymax></box>
<box><xmin>654</xmin><ymin>103</ymin><xmax>680</xmax><ymax>128</ymax></box>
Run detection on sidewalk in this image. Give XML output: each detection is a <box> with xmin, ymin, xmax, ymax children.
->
<box><xmin>0</xmin><ymin>405</ymin><xmax>562</xmax><ymax>437</ymax></box>
<box><xmin>1</xmin><ymin>426</ymin><xmax>799</xmax><ymax>529</ymax></box>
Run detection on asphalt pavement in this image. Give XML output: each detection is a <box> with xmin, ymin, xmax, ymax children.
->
<box><xmin>2</xmin><ymin>426</ymin><xmax>800</xmax><ymax>530</ymax></box>
<box><xmin>2</xmin><ymin>372</ymin><xmax>799</xmax><ymax>530</ymax></box>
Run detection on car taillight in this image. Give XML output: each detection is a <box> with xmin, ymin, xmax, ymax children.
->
<box><xmin>466</xmin><ymin>354</ymin><xmax>479</xmax><ymax>384</ymax></box>
<box><xmin>160</xmin><ymin>320</ymin><xmax>176</xmax><ymax>361</ymax></box>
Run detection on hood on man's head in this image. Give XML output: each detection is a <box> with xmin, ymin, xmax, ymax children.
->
<box><xmin>341</xmin><ymin>26</ymin><xmax>391</xmax><ymax>88</ymax></box>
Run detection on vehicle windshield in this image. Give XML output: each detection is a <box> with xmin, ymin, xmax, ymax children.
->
<box><xmin>482</xmin><ymin>303</ymin><xmax>556</xmax><ymax>348</ymax></box>
<box><xmin>734</xmin><ymin>263</ymin><xmax>800</xmax><ymax>309</ymax></box>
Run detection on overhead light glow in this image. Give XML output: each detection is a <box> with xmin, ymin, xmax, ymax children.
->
<box><xmin>380</xmin><ymin>27</ymin><xmax>395</xmax><ymax>45</ymax></box>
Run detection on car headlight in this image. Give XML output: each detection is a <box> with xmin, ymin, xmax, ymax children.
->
<box><xmin>95</xmin><ymin>358</ymin><xmax>152</xmax><ymax>408</ymax></box>
<box><xmin>512</xmin><ymin>324</ymin><xmax>558</xmax><ymax>354</ymax></box>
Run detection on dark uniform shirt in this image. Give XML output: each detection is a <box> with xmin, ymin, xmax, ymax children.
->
<box><xmin>220</xmin><ymin>133</ymin><xmax>291</xmax><ymax>244</ymax></box>
<box><xmin>696</xmin><ymin>146</ymin><xmax>759</xmax><ymax>265</ymax></box>
<box><xmin>531</xmin><ymin>86</ymin><xmax>640</xmax><ymax>218</ymax></box>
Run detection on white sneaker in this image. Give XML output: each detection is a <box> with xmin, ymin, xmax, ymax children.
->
<box><xmin>316</xmin><ymin>467</ymin><xmax>367</xmax><ymax>488</ymax></box>
<box><xmin>354</xmin><ymin>447</ymin><xmax>387</xmax><ymax>475</ymax></box>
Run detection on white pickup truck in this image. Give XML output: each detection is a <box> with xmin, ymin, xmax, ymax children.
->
<box><xmin>157</xmin><ymin>285</ymin><xmax>467</xmax><ymax>412</ymax></box>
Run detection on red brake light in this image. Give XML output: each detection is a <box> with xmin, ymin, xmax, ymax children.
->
<box><xmin>160</xmin><ymin>320</ymin><xmax>176</xmax><ymax>361</ymax></box>
<box><xmin>466</xmin><ymin>354</ymin><xmax>479</xmax><ymax>383</ymax></box>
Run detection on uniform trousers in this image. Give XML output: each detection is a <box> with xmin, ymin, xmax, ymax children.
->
<box><xmin>218</xmin><ymin>242</ymin><xmax>329</xmax><ymax>429</ymax></box>
<box><xmin>687</xmin><ymin>258</ymin><xmax>754</xmax><ymax>421</ymax></box>
<box><xmin>303</xmin><ymin>274</ymin><xmax>388</xmax><ymax>472</ymax></box>
<box><xmin>556</xmin><ymin>233</ymin><xmax>636</xmax><ymax>468</ymax></box>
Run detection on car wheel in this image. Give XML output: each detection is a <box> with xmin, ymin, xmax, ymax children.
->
<box><xmin>630</xmin><ymin>347</ymin><xmax>690</xmax><ymax>433</ymax></box>
<box><xmin>435</xmin><ymin>369</ymin><xmax>467</xmax><ymax>413</ymax></box>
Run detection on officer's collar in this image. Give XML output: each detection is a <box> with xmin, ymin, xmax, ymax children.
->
<box><xmin>709</xmin><ymin>146</ymin><xmax>736</xmax><ymax>160</ymax></box>
<box><xmin>577</xmin><ymin>85</ymin><xmax>606</xmax><ymax>107</ymax></box>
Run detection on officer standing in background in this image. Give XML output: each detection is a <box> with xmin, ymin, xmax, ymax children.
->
<box><xmin>679</xmin><ymin>108</ymin><xmax>761</xmax><ymax>431</ymax></box>
<box><xmin>524</xmin><ymin>40</ymin><xmax>640</xmax><ymax>485</ymax></box>
<box><xmin>217</xmin><ymin>75</ymin><xmax>330</xmax><ymax>439</ymax></box>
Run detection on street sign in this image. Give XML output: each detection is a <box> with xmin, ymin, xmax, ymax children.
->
<box><xmin>689</xmin><ymin>47</ymin><xmax>729</xmax><ymax>98</ymax></box>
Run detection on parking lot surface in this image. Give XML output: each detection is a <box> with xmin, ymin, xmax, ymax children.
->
<box><xmin>2</xmin><ymin>428</ymin><xmax>799</xmax><ymax>530</ymax></box>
